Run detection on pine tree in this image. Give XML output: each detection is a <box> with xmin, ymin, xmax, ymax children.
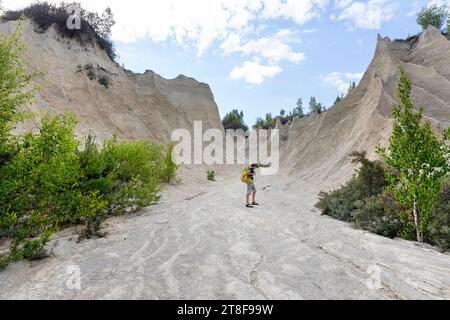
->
<box><xmin>293</xmin><ymin>98</ymin><xmax>304</xmax><ymax>116</ymax></box>
<box><xmin>347</xmin><ymin>82</ymin><xmax>356</xmax><ymax>95</ymax></box>
<box><xmin>334</xmin><ymin>95</ymin><xmax>343</xmax><ymax>105</ymax></box>
<box><xmin>309</xmin><ymin>97</ymin><xmax>323</xmax><ymax>114</ymax></box>
<box><xmin>222</xmin><ymin>109</ymin><xmax>248</xmax><ymax>131</ymax></box>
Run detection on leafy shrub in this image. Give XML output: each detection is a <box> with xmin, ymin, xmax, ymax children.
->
<box><xmin>427</xmin><ymin>177</ymin><xmax>450</xmax><ymax>252</ymax></box>
<box><xmin>0</xmin><ymin>113</ymin><xmax>90</xmax><ymax>265</ymax></box>
<box><xmin>78</xmin><ymin>133</ymin><xmax>178</xmax><ymax>214</ymax></box>
<box><xmin>0</xmin><ymin>48</ymin><xmax>177</xmax><ymax>267</ymax></box>
<box><xmin>2</xmin><ymin>2</ymin><xmax>116</xmax><ymax>60</ymax></box>
<box><xmin>101</xmin><ymin>138</ymin><xmax>161</xmax><ymax>214</ymax></box>
<box><xmin>349</xmin><ymin>151</ymin><xmax>389</xmax><ymax>198</ymax></box>
<box><xmin>316</xmin><ymin>151</ymin><xmax>388</xmax><ymax>222</ymax></box>
<box><xmin>207</xmin><ymin>170</ymin><xmax>216</xmax><ymax>181</ymax></box>
<box><xmin>317</xmin><ymin>181</ymin><xmax>360</xmax><ymax>222</ymax></box>
<box><xmin>161</xmin><ymin>144</ymin><xmax>178</xmax><ymax>183</ymax></box>
<box><xmin>352</xmin><ymin>191</ymin><xmax>402</xmax><ymax>238</ymax></box>
<box><xmin>0</xmin><ymin>117</ymin><xmax>178</xmax><ymax>268</ymax></box>
<box><xmin>9</xmin><ymin>231</ymin><xmax>55</xmax><ymax>262</ymax></box>
<box><xmin>76</xmin><ymin>192</ymin><xmax>108</xmax><ymax>239</ymax></box>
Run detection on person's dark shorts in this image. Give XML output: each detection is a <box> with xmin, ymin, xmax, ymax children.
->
<box><xmin>246</xmin><ymin>182</ymin><xmax>256</xmax><ymax>194</ymax></box>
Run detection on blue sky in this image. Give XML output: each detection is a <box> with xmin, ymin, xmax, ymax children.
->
<box><xmin>3</xmin><ymin>0</ymin><xmax>448</xmax><ymax>124</ymax></box>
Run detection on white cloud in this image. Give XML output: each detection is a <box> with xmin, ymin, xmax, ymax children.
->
<box><xmin>5</xmin><ymin>0</ymin><xmax>390</xmax><ymax>85</ymax></box>
<box><xmin>230</xmin><ymin>60</ymin><xmax>282</xmax><ymax>85</ymax></box>
<box><xmin>333</xmin><ymin>0</ymin><xmax>398</xmax><ymax>30</ymax></box>
<box><xmin>1</xmin><ymin>0</ymin><xmax>328</xmax><ymax>55</ymax></box>
<box><xmin>1</xmin><ymin>0</ymin><xmax>327</xmax><ymax>84</ymax></box>
<box><xmin>407</xmin><ymin>1</ymin><xmax>450</xmax><ymax>17</ymax></box>
<box><xmin>335</xmin><ymin>0</ymin><xmax>353</xmax><ymax>9</ymax></box>
<box><xmin>320</xmin><ymin>72</ymin><xmax>363</xmax><ymax>92</ymax></box>
<box><xmin>261</xmin><ymin>0</ymin><xmax>329</xmax><ymax>24</ymax></box>
<box><xmin>242</xmin><ymin>38</ymin><xmax>305</xmax><ymax>63</ymax></box>
<box><xmin>220</xmin><ymin>33</ymin><xmax>242</xmax><ymax>54</ymax></box>
<box><xmin>427</xmin><ymin>0</ymin><xmax>450</xmax><ymax>6</ymax></box>
<box><xmin>221</xmin><ymin>29</ymin><xmax>305</xmax><ymax>64</ymax></box>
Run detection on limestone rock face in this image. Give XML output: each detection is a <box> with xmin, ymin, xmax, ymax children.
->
<box><xmin>0</xmin><ymin>20</ymin><xmax>223</xmax><ymax>143</ymax></box>
<box><xmin>281</xmin><ymin>26</ymin><xmax>450</xmax><ymax>192</ymax></box>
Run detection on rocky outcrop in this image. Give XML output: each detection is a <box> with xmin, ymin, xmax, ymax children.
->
<box><xmin>0</xmin><ymin>20</ymin><xmax>223</xmax><ymax>143</ymax></box>
<box><xmin>281</xmin><ymin>26</ymin><xmax>450</xmax><ymax>193</ymax></box>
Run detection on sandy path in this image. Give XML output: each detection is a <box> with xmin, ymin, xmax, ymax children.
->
<box><xmin>1</xmin><ymin>171</ymin><xmax>449</xmax><ymax>300</ymax></box>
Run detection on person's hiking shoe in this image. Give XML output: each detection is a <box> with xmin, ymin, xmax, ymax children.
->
<box><xmin>246</xmin><ymin>204</ymin><xmax>254</xmax><ymax>208</ymax></box>
<box><xmin>252</xmin><ymin>202</ymin><xmax>259</xmax><ymax>206</ymax></box>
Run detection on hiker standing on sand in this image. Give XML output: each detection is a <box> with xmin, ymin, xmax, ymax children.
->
<box><xmin>244</xmin><ymin>163</ymin><xmax>259</xmax><ymax>208</ymax></box>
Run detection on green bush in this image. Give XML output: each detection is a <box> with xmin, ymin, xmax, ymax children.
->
<box><xmin>161</xmin><ymin>144</ymin><xmax>178</xmax><ymax>183</ymax></box>
<box><xmin>98</xmin><ymin>136</ymin><xmax>177</xmax><ymax>215</ymax></box>
<box><xmin>319</xmin><ymin>72</ymin><xmax>449</xmax><ymax>250</ymax></box>
<box><xmin>207</xmin><ymin>170</ymin><xmax>216</xmax><ymax>181</ymax></box>
<box><xmin>77</xmin><ymin>133</ymin><xmax>177</xmax><ymax>230</ymax></box>
<box><xmin>76</xmin><ymin>191</ymin><xmax>108</xmax><ymax>239</ymax></box>
<box><xmin>317</xmin><ymin>180</ymin><xmax>360</xmax><ymax>222</ymax></box>
<box><xmin>0</xmin><ymin>114</ymin><xmax>109</xmax><ymax>261</ymax></box>
<box><xmin>0</xmin><ymin>118</ymin><xmax>178</xmax><ymax>267</ymax></box>
<box><xmin>316</xmin><ymin>151</ymin><xmax>388</xmax><ymax>222</ymax></box>
<box><xmin>0</xmin><ymin>27</ymin><xmax>178</xmax><ymax>267</ymax></box>
<box><xmin>350</xmin><ymin>151</ymin><xmax>389</xmax><ymax>198</ymax></box>
<box><xmin>0</xmin><ymin>23</ymin><xmax>38</xmax><ymax>165</ymax></box>
<box><xmin>427</xmin><ymin>177</ymin><xmax>450</xmax><ymax>252</ymax></box>
<box><xmin>78</xmin><ymin>133</ymin><xmax>176</xmax><ymax>209</ymax></box>
<box><xmin>1</xmin><ymin>113</ymin><xmax>78</xmax><ymax>226</ymax></box>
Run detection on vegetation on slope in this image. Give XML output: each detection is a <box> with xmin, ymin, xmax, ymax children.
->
<box><xmin>317</xmin><ymin>68</ymin><xmax>450</xmax><ymax>252</ymax></box>
<box><xmin>254</xmin><ymin>97</ymin><xmax>320</xmax><ymax>129</ymax></box>
<box><xmin>0</xmin><ymin>23</ymin><xmax>178</xmax><ymax>269</ymax></box>
<box><xmin>254</xmin><ymin>81</ymin><xmax>358</xmax><ymax>130</ymax></box>
<box><xmin>1</xmin><ymin>2</ymin><xmax>116</xmax><ymax>61</ymax></box>
<box><xmin>416</xmin><ymin>5</ymin><xmax>449</xmax><ymax>32</ymax></box>
<box><xmin>207</xmin><ymin>170</ymin><xmax>216</xmax><ymax>182</ymax></box>
<box><xmin>222</xmin><ymin>109</ymin><xmax>248</xmax><ymax>131</ymax></box>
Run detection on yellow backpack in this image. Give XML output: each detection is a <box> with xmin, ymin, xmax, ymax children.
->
<box><xmin>240</xmin><ymin>165</ymin><xmax>251</xmax><ymax>183</ymax></box>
